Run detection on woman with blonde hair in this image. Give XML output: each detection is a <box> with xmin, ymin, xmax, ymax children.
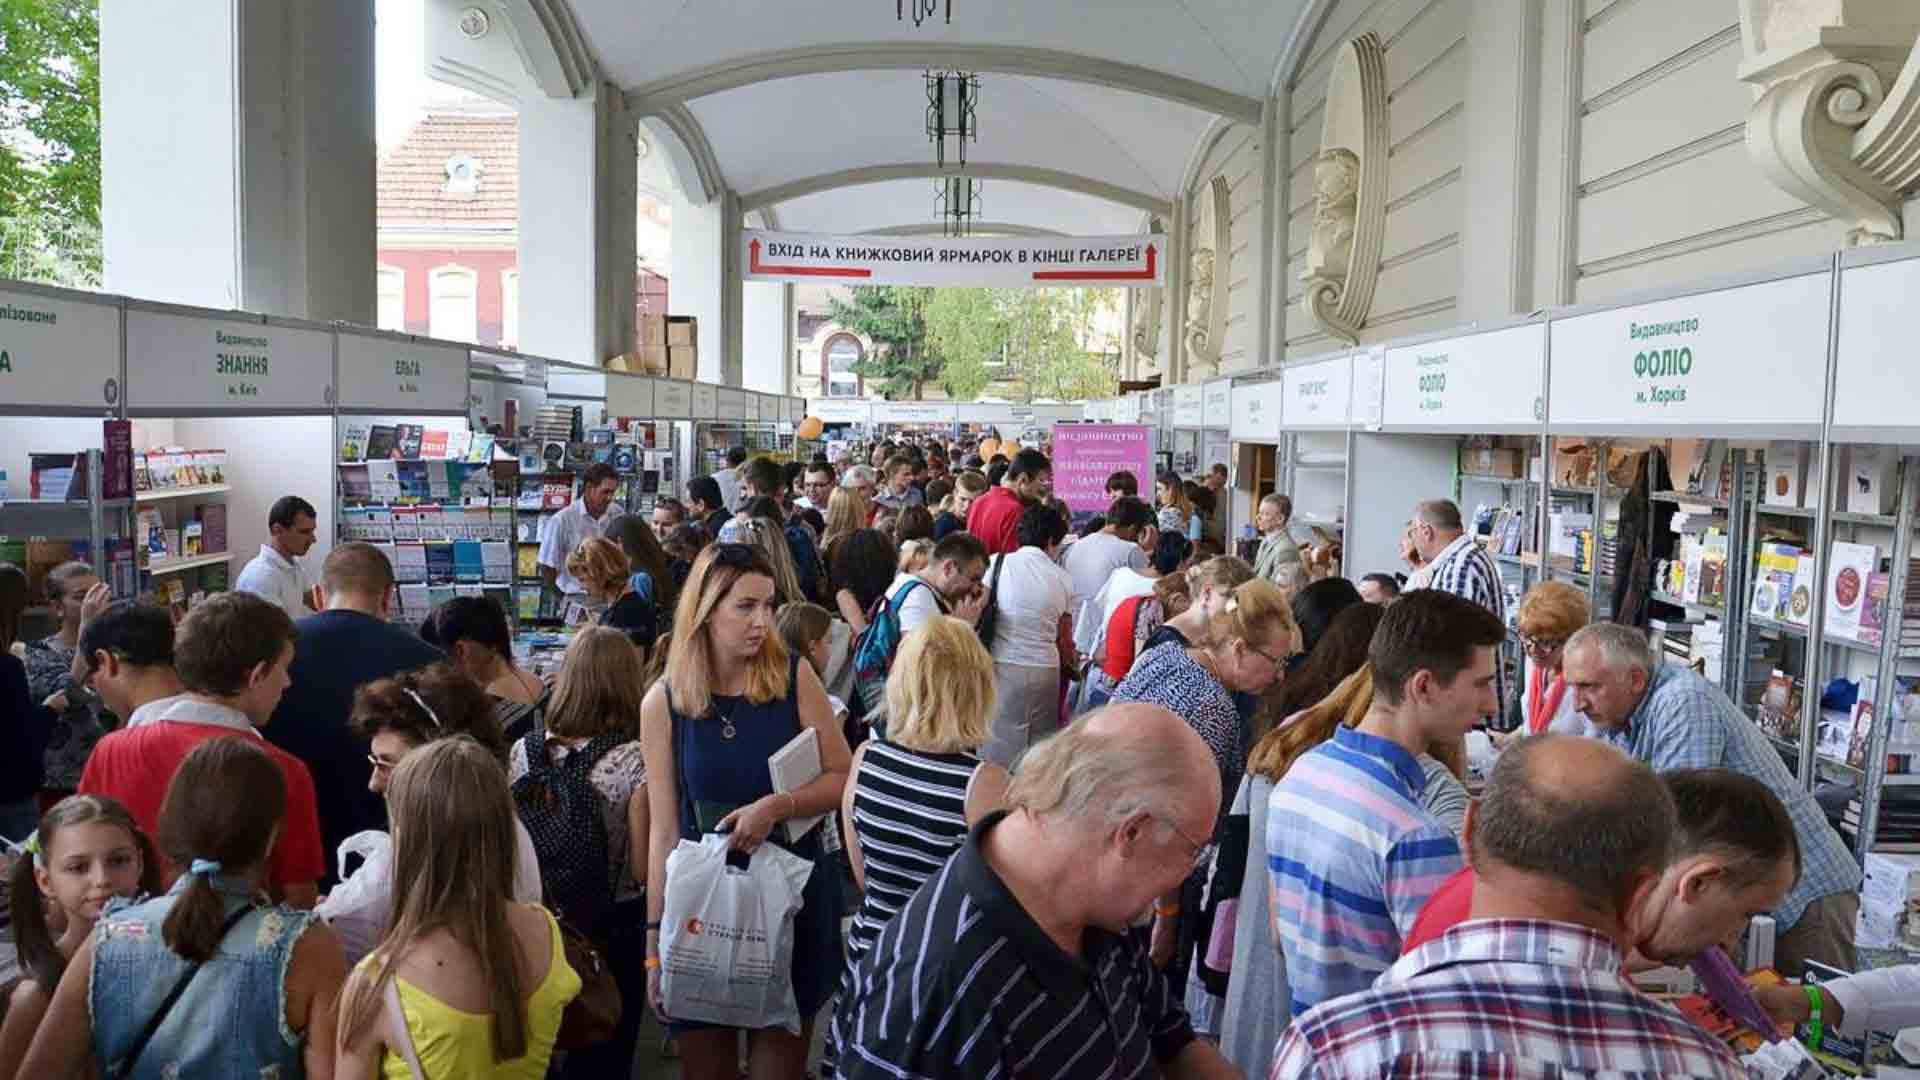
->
<box><xmin>566</xmin><ymin>536</ymin><xmax>655</xmax><ymax>648</ymax></box>
<box><xmin>821</xmin><ymin>486</ymin><xmax>870</xmax><ymax>569</ymax></box>
<box><xmin>506</xmin><ymin>626</ymin><xmax>648</xmax><ymax>1078</ymax></box>
<box><xmin>1147</xmin><ymin>556</ymin><xmax>1256</xmax><ymax>652</ymax></box>
<box><xmin>640</xmin><ymin>544</ymin><xmax>851</xmax><ymax>1079</ymax></box>
<box><xmin>735</xmin><ymin>516</ymin><xmax>807</xmax><ymax>609</ymax></box>
<box><xmin>337</xmin><ymin>737</ymin><xmax>581</xmax><ymax>1078</ymax></box>
<box><xmin>1515</xmin><ymin>579</ymin><xmax>1590</xmax><ymax>736</ymax></box>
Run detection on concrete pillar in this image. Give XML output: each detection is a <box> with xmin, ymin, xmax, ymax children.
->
<box><xmin>670</xmin><ymin>190</ymin><xmax>730</xmax><ymax>384</ymax></box>
<box><xmin>742</xmin><ymin>278</ymin><xmax>786</xmax><ymax>393</ymax></box>
<box><xmin>1459</xmin><ymin>0</ymin><xmax>1542</xmax><ymax>321</ymax></box>
<box><xmin>517</xmin><ymin>83</ymin><xmax>638</xmax><ymax>366</ymax></box>
<box><xmin>101</xmin><ymin>0</ymin><xmax>375</xmax><ymax>321</ymax></box>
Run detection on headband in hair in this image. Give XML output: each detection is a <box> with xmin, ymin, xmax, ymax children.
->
<box><xmin>403</xmin><ymin>687</ymin><xmax>443</xmax><ymax>730</ymax></box>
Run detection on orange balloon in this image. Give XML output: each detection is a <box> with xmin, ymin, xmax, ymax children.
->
<box><xmin>978</xmin><ymin>437</ymin><xmax>1002</xmax><ymax>459</ymax></box>
<box><xmin>797</xmin><ymin>416</ymin><xmax>825</xmax><ymax>440</ymax></box>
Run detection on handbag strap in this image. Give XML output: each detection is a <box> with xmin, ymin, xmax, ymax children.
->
<box><xmin>383</xmin><ymin>978</ymin><xmax>428</xmax><ymax>1080</ymax></box>
<box><xmin>111</xmin><ymin>901</ymin><xmax>254</xmax><ymax>1080</ymax></box>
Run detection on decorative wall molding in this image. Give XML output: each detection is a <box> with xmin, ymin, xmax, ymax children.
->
<box><xmin>1185</xmin><ymin>181</ymin><xmax>1231</xmax><ymax>376</ymax></box>
<box><xmin>1132</xmin><ymin>215</ymin><xmax>1166</xmax><ymax>363</ymax></box>
<box><xmin>1739</xmin><ymin>3</ymin><xmax>1920</xmax><ymax>245</ymax></box>
<box><xmin>1300</xmin><ymin>33</ymin><xmax>1389</xmax><ymax>346</ymax></box>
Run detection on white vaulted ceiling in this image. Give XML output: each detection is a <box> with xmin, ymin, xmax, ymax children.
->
<box><xmin>560</xmin><ymin>0</ymin><xmax>1312</xmax><ymax>235</ymax></box>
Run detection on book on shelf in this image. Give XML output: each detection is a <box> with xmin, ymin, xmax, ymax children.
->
<box><xmin>365</xmin><ymin>425</ymin><xmax>398</xmax><ymax>462</ymax></box>
<box><xmin>482</xmin><ymin>541</ymin><xmax>512</xmax><ymax>584</ymax></box>
<box><xmin>394</xmin><ymin>424</ymin><xmax>424</xmax><ymax>459</ymax></box>
<box><xmin>1826</xmin><ymin>540</ymin><xmax>1879</xmax><ymax>642</ymax></box>
<box><xmin>424</xmin><ymin>542</ymin><xmax>456</xmax><ymax>583</ymax></box>
<box><xmin>465</xmin><ymin>433</ymin><xmax>495</xmax><ymax>464</ymax></box>
<box><xmin>1755</xmin><ymin>670</ymin><xmax>1802</xmax><ymax>743</ymax></box>
<box><xmin>1860</xmin><ymin>571</ymin><xmax>1892</xmax><ymax>646</ymax></box>
<box><xmin>367</xmin><ymin>461</ymin><xmax>401</xmax><ymax>502</ymax></box>
<box><xmin>420</xmin><ymin>428</ymin><xmax>450</xmax><ymax>461</ymax></box>
<box><xmin>339</xmin><ymin>422</ymin><xmax>370</xmax><ymax>463</ymax></box>
<box><xmin>515</xmin><ymin>545</ymin><xmax>540</xmax><ymax>579</ymax></box>
<box><xmin>393</xmin><ymin>543</ymin><xmax>429</xmax><ymax>584</ymax></box>
<box><xmin>397</xmin><ymin>583</ymin><xmax>431</xmax><ymax>620</ymax></box>
<box><xmin>453</xmin><ymin>540</ymin><xmax>485</xmax><ymax>584</ymax></box>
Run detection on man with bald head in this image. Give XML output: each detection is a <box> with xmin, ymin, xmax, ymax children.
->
<box><xmin>1563</xmin><ymin>621</ymin><xmax>1860</xmax><ymax>974</ymax></box>
<box><xmin>832</xmin><ymin>704</ymin><xmax>1239</xmax><ymax>1080</ymax></box>
<box><xmin>1273</xmin><ymin>735</ymin><xmax>1747</xmax><ymax>1079</ymax></box>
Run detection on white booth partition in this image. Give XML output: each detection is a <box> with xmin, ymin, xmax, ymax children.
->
<box><xmin>1278</xmin><ymin>353</ymin><xmax>1355</xmax><ymax>572</ymax></box>
<box><xmin>123</xmin><ymin>300</ymin><xmax>338</xmax><ymax>611</ymax></box>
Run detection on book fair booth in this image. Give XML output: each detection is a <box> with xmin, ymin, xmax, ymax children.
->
<box><xmin>0</xmin><ymin>276</ymin><xmax>802</xmax><ymax>644</ymax></box>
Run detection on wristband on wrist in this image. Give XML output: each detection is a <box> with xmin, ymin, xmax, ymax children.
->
<box><xmin>644</xmin><ymin>956</ymin><xmax>661</xmax><ymax>971</ymax></box>
<box><xmin>645</xmin><ymin>920</ymin><xmax>662</xmax><ymax>932</ymax></box>
<box><xmin>1804</xmin><ymin>984</ymin><xmax>1824</xmax><ymax>1049</ymax></box>
<box><xmin>1155</xmin><ymin>903</ymin><xmax>1180</xmax><ymax>918</ymax></box>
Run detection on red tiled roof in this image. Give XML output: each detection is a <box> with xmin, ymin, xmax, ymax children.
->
<box><xmin>377</xmin><ymin>105</ymin><xmax>518</xmax><ymax>229</ymax></box>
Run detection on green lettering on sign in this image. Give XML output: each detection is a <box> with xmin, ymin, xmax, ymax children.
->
<box><xmin>396</xmin><ymin>358</ymin><xmax>422</xmax><ymax>377</ymax></box>
<box><xmin>1626</xmin><ymin>317</ymin><xmax>1696</xmax><ymax>407</ymax></box>
<box><xmin>0</xmin><ymin>349</ymin><xmax>11</xmax><ymax>373</ymax></box>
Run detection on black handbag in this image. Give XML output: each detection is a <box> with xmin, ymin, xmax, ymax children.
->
<box><xmin>975</xmin><ymin>553</ymin><xmax>1006</xmax><ymax>649</ymax></box>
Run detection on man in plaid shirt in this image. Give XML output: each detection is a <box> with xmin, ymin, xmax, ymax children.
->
<box><xmin>1272</xmin><ymin>735</ymin><xmax>1746</xmax><ymax>1080</ymax></box>
<box><xmin>1407</xmin><ymin>499</ymin><xmax>1508</xmax><ymax>719</ymax></box>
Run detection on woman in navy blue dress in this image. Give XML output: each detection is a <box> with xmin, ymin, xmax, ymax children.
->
<box><xmin>640</xmin><ymin>543</ymin><xmax>852</xmax><ymax>1079</ymax></box>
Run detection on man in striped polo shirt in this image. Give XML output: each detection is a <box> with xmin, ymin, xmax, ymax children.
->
<box><xmin>832</xmin><ymin>704</ymin><xmax>1240</xmax><ymax>1079</ymax></box>
<box><xmin>1268</xmin><ymin>589</ymin><xmax>1506</xmax><ymax>1017</ymax></box>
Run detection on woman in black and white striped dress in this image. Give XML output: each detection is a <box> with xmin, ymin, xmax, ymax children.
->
<box><xmin>840</xmin><ymin>614</ymin><xmax>1010</xmax><ymax>966</ymax></box>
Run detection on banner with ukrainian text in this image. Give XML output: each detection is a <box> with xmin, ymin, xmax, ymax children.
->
<box><xmin>740</xmin><ymin>230</ymin><xmax>1165</xmax><ymax>288</ymax></box>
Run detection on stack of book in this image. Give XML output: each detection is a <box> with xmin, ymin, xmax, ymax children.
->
<box><xmin>1842</xmin><ymin>789</ymin><xmax>1920</xmax><ymax>853</ymax></box>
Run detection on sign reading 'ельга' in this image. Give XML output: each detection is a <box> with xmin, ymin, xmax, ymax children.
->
<box><xmin>741</xmin><ymin>230</ymin><xmax>1166</xmax><ymax>288</ymax></box>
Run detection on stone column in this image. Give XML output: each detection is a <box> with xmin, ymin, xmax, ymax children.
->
<box><xmin>1459</xmin><ymin>0</ymin><xmax>1541</xmax><ymax>320</ymax></box>
<box><xmin>101</xmin><ymin>0</ymin><xmax>376</xmax><ymax>321</ymax></box>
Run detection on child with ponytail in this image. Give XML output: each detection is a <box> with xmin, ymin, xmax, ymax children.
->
<box><xmin>0</xmin><ymin>795</ymin><xmax>160</xmax><ymax>1077</ymax></box>
<box><xmin>17</xmin><ymin>737</ymin><xmax>347</xmax><ymax>1078</ymax></box>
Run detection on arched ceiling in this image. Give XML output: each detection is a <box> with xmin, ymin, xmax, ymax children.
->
<box><xmin>560</xmin><ymin>0</ymin><xmax>1314</xmax><ymax>234</ymax></box>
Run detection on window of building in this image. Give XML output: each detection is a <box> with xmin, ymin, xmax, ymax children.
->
<box><xmin>429</xmin><ymin>265</ymin><xmax>478</xmax><ymax>344</ymax></box>
<box><xmin>500</xmin><ymin>269</ymin><xmax>520</xmax><ymax>348</ymax></box>
<box><xmin>376</xmin><ymin>267</ymin><xmax>405</xmax><ymax>332</ymax></box>
<box><xmin>823</xmin><ymin>334</ymin><xmax>863</xmax><ymax>399</ymax></box>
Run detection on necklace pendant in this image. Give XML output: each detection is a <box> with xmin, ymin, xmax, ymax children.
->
<box><xmin>720</xmin><ymin>719</ymin><xmax>737</xmax><ymax>740</ymax></box>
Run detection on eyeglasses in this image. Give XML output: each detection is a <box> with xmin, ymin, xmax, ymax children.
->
<box><xmin>1244</xmin><ymin>641</ymin><xmax>1290</xmax><ymax>669</ymax></box>
<box><xmin>1155</xmin><ymin>815</ymin><xmax>1213</xmax><ymax>872</ymax></box>
<box><xmin>367</xmin><ymin>752</ymin><xmax>402</xmax><ymax>773</ymax></box>
<box><xmin>1519</xmin><ymin>634</ymin><xmax>1567</xmax><ymax>655</ymax></box>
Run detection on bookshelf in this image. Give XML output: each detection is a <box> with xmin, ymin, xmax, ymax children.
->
<box><xmin>0</xmin><ymin>449</ymin><xmax>136</xmax><ymax>636</ymax></box>
<box><xmin>1460</xmin><ymin>437</ymin><xmax>1544</xmax><ymax>729</ymax></box>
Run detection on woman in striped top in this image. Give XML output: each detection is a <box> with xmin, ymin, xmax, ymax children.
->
<box><xmin>840</xmin><ymin>615</ymin><xmax>1010</xmax><ymax>963</ymax></box>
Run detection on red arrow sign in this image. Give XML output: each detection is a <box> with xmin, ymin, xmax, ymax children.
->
<box><xmin>1031</xmin><ymin>243</ymin><xmax>1158</xmax><ymax>282</ymax></box>
<box><xmin>749</xmin><ymin>238</ymin><xmax>872</xmax><ymax>279</ymax></box>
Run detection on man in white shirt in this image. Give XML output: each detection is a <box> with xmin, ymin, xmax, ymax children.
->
<box><xmin>234</xmin><ymin>495</ymin><xmax>320</xmax><ymax>620</ymax></box>
<box><xmin>1063</xmin><ymin>496</ymin><xmax>1154</xmax><ymax>646</ymax></box>
<box><xmin>713</xmin><ymin>445</ymin><xmax>747</xmax><ymax>513</ymax></box>
<box><xmin>796</xmin><ymin>460</ymin><xmax>837</xmax><ymax>512</ymax></box>
<box><xmin>886</xmin><ymin>532</ymin><xmax>991</xmax><ymax>638</ymax></box>
<box><xmin>537</xmin><ymin>462</ymin><xmax>624</xmax><ymax>616</ymax></box>
<box><xmin>981</xmin><ymin>503</ymin><xmax>1074</xmax><ymax>766</ymax></box>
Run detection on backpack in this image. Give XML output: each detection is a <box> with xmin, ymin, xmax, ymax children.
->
<box><xmin>850</xmin><ymin>577</ymin><xmax>940</xmax><ymax>731</ymax></box>
<box><xmin>512</xmin><ymin>727</ymin><xmax>627</xmax><ymax>934</ymax></box>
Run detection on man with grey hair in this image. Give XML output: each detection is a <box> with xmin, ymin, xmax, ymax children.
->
<box><xmin>1274</xmin><ymin>735</ymin><xmax>1746</xmax><ymax>1079</ymax></box>
<box><xmin>1251</xmin><ymin>492</ymin><xmax>1302</xmax><ymax>585</ymax></box>
<box><xmin>840</xmin><ymin>463</ymin><xmax>879</xmax><ymax>505</ymax></box>
<box><xmin>831</xmin><ymin>703</ymin><xmax>1239</xmax><ymax>1080</ymax></box>
<box><xmin>1407</xmin><ymin>497</ymin><xmax>1506</xmax><ymax>716</ymax></box>
<box><xmin>1563</xmin><ymin>621</ymin><xmax>1860</xmax><ymax>974</ymax></box>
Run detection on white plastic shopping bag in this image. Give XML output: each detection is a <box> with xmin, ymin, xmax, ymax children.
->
<box><xmin>315</xmin><ymin>830</ymin><xmax>393</xmax><ymax>967</ymax></box>
<box><xmin>658</xmin><ymin>833</ymin><xmax>813</xmax><ymax>1033</ymax></box>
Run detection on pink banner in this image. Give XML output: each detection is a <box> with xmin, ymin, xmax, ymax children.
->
<box><xmin>1051</xmin><ymin>424</ymin><xmax>1155</xmax><ymax>514</ymax></box>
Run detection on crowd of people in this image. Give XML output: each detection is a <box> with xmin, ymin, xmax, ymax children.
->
<box><xmin>0</xmin><ymin>429</ymin><xmax>1907</xmax><ymax>1079</ymax></box>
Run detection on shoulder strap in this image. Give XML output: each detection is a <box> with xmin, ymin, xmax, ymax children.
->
<box><xmin>383</xmin><ymin>979</ymin><xmax>427</xmax><ymax>1080</ymax></box>
<box><xmin>110</xmin><ymin>902</ymin><xmax>254</xmax><ymax>1080</ymax></box>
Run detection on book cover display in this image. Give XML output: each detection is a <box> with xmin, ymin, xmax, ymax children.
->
<box><xmin>1826</xmin><ymin>541</ymin><xmax>1879</xmax><ymax>642</ymax></box>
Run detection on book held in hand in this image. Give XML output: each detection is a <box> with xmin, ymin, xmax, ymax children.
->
<box><xmin>768</xmin><ymin>727</ymin><xmax>828</xmax><ymax>845</ymax></box>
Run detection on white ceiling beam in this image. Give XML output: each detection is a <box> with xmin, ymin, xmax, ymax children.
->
<box><xmin>858</xmin><ymin>222</ymin><xmax>1069</xmax><ymax>238</ymax></box>
<box><xmin>638</xmin><ymin>104</ymin><xmax>725</xmax><ymax>204</ymax></box>
<box><xmin>740</xmin><ymin>162</ymin><xmax>1170</xmax><ymax>215</ymax></box>
<box><xmin>625</xmin><ymin>43</ymin><xmax>1262</xmax><ymax>124</ymax></box>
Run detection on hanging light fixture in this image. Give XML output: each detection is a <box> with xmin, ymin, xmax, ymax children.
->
<box><xmin>924</xmin><ymin>70</ymin><xmax>979</xmax><ymax>167</ymax></box>
<box><xmin>898</xmin><ymin>0</ymin><xmax>951</xmax><ymax>27</ymax></box>
<box><xmin>936</xmin><ymin>175</ymin><xmax>982</xmax><ymax>237</ymax></box>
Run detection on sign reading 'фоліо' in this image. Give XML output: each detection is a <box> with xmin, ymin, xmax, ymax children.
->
<box><xmin>1548</xmin><ymin>272</ymin><xmax>1828</xmax><ymax>435</ymax></box>
<box><xmin>741</xmin><ymin>230</ymin><xmax>1166</xmax><ymax>288</ymax></box>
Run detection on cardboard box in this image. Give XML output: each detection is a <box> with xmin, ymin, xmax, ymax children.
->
<box><xmin>635</xmin><ymin>345</ymin><xmax>670</xmax><ymax>375</ymax></box>
<box><xmin>666</xmin><ymin>316</ymin><xmax>697</xmax><ymax>347</ymax></box>
<box><xmin>1850</xmin><ymin>443</ymin><xmax>1900</xmax><ymax>515</ymax></box>
<box><xmin>1765</xmin><ymin>441</ymin><xmax>1806</xmax><ymax>507</ymax></box>
<box><xmin>638</xmin><ymin>313</ymin><xmax>667</xmax><ymax>346</ymax></box>
<box><xmin>1462</xmin><ymin>448</ymin><xmax>1522</xmax><ymax>478</ymax></box>
<box><xmin>668</xmin><ymin>345</ymin><xmax>697</xmax><ymax>380</ymax></box>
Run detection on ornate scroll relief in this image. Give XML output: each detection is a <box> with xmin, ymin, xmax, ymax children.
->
<box><xmin>1301</xmin><ymin>33</ymin><xmax>1388</xmax><ymax>347</ymax></box>
<box><xmin>1185</xmin><ymin>176</ymin><xmax>1231</xmax><ymax>377</ymax></box>
<box><xmin>1132</xmin><ymin>216</ymin><xmax>1165</xmax><ymax>366</ymax></box>
<box><xmin>1739</xmin><ymin>2</ymin><xmax>1920</xmax><ymax>245</ymax></box>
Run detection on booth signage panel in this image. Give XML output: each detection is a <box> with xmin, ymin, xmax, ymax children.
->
<box><xmin>1835</xmin><ymin>257</ymin><xmax>1920</xmax><ymax>436</ymax></box>
<box><xmin>1202</xmin><ymin>380</ymin><xmax>1232</xmax><ymax>428</ymax></box>
<box><xmin>718</xmin><ymin>388</ymin><xmax>748</xmax><ymax>421</ymax></box>
<box><xmin>741</xmin><ymin>230</ymin><xmax>1165</xmax><ymax>288</ymax></box>
<box><xmin>1113</xmin><ymin>395</ymin><xmax>1139</xmax><ymax>423</ymax></box>
<box><xmin>692</xmin><ymin>383</ymin><xmax>718</xmax><ymax>419</ymax></box>
<box><xmin>654</xmin><ymin>380</ymin><xmax>692</xmax><ymax>418</ymax></box>
<box><xmin>546</xmin><ymin>367</ymin><xmax>605</xmax><ymax>401</ymax></box>
<box><xmin>126</xmin><ymin>309</ymin><xmax>331</xmax><ymax>411</ymax></box>
<box><xmin>606</xmin><ymin>375</ymin><xmax>655</xmax><ymax>418</ymax></box>
<box><xmin>1282</xmin><ymin>355</ymin><xmax>1353</xmax><ymax>430</ymax></box>
<box><xmin>1083</xmin><ymin>401</ymin><xmax>1109</xmax><ymax>422</ymax></box>
<box><xmin>1230</xmin><ymin>380</ymin><xmax>1285</xmax><ymax>442</ymax></box>
<box><xmin>0</xmin><ymin>286</ymin><xmax>121</xmax><ymax>410</ymax></box>
<box><xmin>1549</xmin><ymin>272</ymin><xmax>1829</xmax><ymax>434</ymax></box>
<box><xmin>336</xmin><ymin>333</ymin><xmax>467</xmax><ymax>412</ymax></box>
<box><xmin>877</xmin><ymin>402</ymin><xmax>957</xmax><ymax>423</ymax></box>
<box><xmin>1381</xmin><ymin>323</ymin><xmax>1545</xmax><ymax>430</ymax></box>
<box><xmin>1173</xmin><ymin>385</ymin><xmax>1204</xmax><ymax>428</ymax></box>
<box><xmin>788</xmin><ymin>398</ymin><xmax>804</xmax><ymax>422</ymax></box>
<box><xmin>810</xmin><ymin>399</ymin><xmax>872</xmax><ymax>424</ymax></box>
<box><xmin>1052</xmin><ymin>424</ymin><xmax>1155</xmax><ymax>514</ymax></box>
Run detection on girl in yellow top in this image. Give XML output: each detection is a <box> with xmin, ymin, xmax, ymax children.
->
<box><xmin>335</xmin><ymin>737</ymin><xmax>581</xmax><ymax>1079</ymax></box>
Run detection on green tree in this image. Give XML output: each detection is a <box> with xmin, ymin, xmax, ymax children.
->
<box><xmin>825</xmin><ymin>285</ymin><xmax>942</xmax><ymax>400</ymax></box>
<box><xmin>923</xmin><ymin>288</ymin><xmax>1004</xmax><ymax>401</ymax></box>
<box><xmin>0</xmin><ymin>0</ymin><xmax>101</xmax><ymax>286</ymax></box>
